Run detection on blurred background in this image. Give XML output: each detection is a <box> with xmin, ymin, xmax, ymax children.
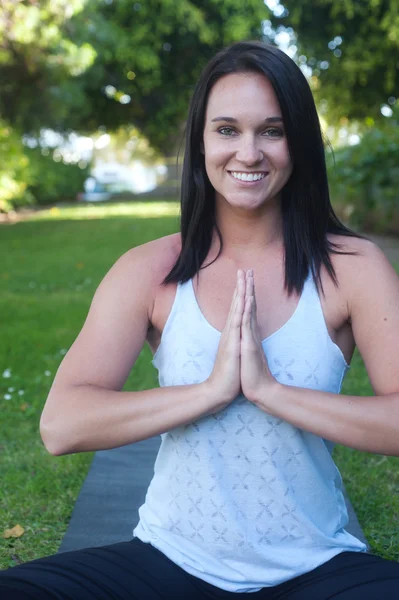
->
<box><xmin>0</xmin><ymin>0</ymin><xmax>398</xmax><ymax>233</ymax></box>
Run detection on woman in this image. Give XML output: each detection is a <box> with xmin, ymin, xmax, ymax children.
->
<box><xmin>1</xmin><ymin>41</ymin><xmax>399</xmax><ymax>599</ymax></box>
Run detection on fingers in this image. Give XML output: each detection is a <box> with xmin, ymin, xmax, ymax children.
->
<box><xmin>242</xmin><ymin>295</ymin><xmax>252</xmax><ymax>330</ymax></box>
<box><xmin>226</xmin><ymin>269</ymin><xmax>245</xmax><ymax>329</ymax></box>
<box><xmin>242</xmin><ymin>269</ymin><xmax>257</xmax><ymax>333</ymax></box>
<box><xmin>227</xmin><ymin>268</ymin><xmax>257</xmax><ymax>332</ymax></box>
<box><xmin>249</xmin><ymin>271</ymin><xmax>257</xmax><ymax>329</ymax></box>
<box><xmin>246</xmin><ymin>268</ymin><xmax>255</xmax><ymax>310</ymax></box>
<box><xmin>232</xmin><ymin>269</ymin><xmax>245</xmax><ymax>327</ymax></box>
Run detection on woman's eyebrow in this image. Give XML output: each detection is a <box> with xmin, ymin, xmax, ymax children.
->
<box><xmin>210</xmin><ymin>116</ymin><xmax>283</xmax><ymax>123</ymax></box>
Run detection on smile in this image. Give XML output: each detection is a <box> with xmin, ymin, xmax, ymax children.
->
<box><xmin>229</xmin><ymin>171</ymin><xmax>267</xmax><ymax>182</ymax></box>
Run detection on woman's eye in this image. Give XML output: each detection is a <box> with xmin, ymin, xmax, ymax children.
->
<box><xmin>216</xmin><ymin>126</ymin><xmax>283</xmax><ymax>137</ymax></box>
<box><xmin>218</xmin><ymin>127</ymin><xmax>236</xmax><ymax>136</ymax></box>
<box><xmin>263</xmin><ymin>128</ymin><xmax>284</xmax><ymax>138</ymax></box>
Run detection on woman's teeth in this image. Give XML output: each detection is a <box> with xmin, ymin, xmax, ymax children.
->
<box><xmin>231</xmin><ymin>172</ymin><xmax>266</xmax><ymax>182</ymax></box>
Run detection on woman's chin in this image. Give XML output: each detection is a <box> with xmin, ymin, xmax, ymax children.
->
<box><xmin>218</xmin><ymin>192</ymin><xmax>277</xmax><ymax>212</ymax></box>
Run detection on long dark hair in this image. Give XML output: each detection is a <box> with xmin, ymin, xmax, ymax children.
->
<box><xmin>163</xmin><ymin>41</ymin><xmax>363</xmax><ymax>294</ymax></box>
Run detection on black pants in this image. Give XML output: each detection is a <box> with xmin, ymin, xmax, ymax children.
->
<box><xmin>1</xmin><ymin>538</ymin><xmax>398</xmax><ymax>599</ymax></box>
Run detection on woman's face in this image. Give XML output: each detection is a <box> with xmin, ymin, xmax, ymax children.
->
<box><xmin>202</xmin><ymin>72</ymin><xmax>293</xmax><ymax>212</ymax></box>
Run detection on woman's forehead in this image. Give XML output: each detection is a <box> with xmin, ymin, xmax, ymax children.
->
<box><xmin>205</xmin><ymin>72</ymin><xmax>281</xmax><ymax>121</ymax></box>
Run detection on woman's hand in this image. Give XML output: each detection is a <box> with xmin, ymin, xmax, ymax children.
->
<box><xmin>204</xmin><ymin>269</ymin><xmax>245</xmax><ymax>412</ymax></box>
<box><xmin>240</xmin><ymin>269</ymin><xmax>276</xmax><ymax>405</ymax></box>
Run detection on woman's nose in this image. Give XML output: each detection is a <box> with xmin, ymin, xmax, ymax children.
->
<box><xmin>236</xmin><ymin>136</ymin><xmax>263</xmax><ymax>165</ymax></box>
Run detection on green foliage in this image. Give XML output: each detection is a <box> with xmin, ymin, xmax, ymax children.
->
<box><xmin>25</xmin><ymin>147</ymin><xmax>90</xmax><ymax>206</ymax></box>
<box><xmin>0</xmin><ymin>1</ymin><xmax>96</xmax><ymax>132</ymax></box>
<box><xmin>327</xmin><ymin>115</ymin><xmax>399</xmax><ymax>233</ymax></box>
<box><xmin>273</xmin><ymin>0</ymin><xmax>399</xmax><ymax>124</ymax></box>
<box><xmin>67</xmin><ymin>0</ymin><xmax>270</xmax><ymax>152</ymax></box>
<box><xmin>0</xmin><ymin>120</ymin><xmax>35</xmax><ymax>213</ymax></box>
<box><xmin>0</xmin><ymin>120</ymin><xmax>90</xmax><ymax>212</ymax></box>
<box><xmin>0</xmin><ymin>0</ymin><xmax>269</xmax><ymax>153</ymax></box>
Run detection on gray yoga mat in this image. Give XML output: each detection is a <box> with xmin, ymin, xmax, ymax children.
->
<box><xmin>58</xmin><ymin>436</ymin><xmax>369</xmax><ymax>553</ymax></box>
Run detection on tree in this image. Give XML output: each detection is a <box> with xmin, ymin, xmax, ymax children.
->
<box><xmin>0</xmin><ymin>0</ymin><xmax>270</xmax><ymax>153</ymax></box>
<box><xmin>269</xmin><ymin>0</ymin><xmax>399</xmax><ymax>124</ymax></box>
<box><xmin>65</xmin><ymin>0</ymin><xmax>271</xmax><ymax>153</ymax></box>
<box><xmin>0</xmin><ymin>1</ymin><xmax>96</xmax><ymax>133</ymax></box>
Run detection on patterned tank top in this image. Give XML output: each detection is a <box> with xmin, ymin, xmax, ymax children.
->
<box><xmin>134</xmin><ymin>271</ymin><xmax>367</xmax><ymax>592</ymax></box>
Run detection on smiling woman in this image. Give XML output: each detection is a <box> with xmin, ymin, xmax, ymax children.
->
<box><xmin>1</xmin><ymin>41</ymin><xmax>399</xmax><ymax>600</ymax></box>
<box><xmin>203</xmin><ymin>72</ymin><xmax>292</xmax><ymax>214</ymax></box>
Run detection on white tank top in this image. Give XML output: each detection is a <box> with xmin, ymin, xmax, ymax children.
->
<box><xmin>134</xmin><ymin>271</ymin><xmax>367</xmax><ymax>592</ymax></box>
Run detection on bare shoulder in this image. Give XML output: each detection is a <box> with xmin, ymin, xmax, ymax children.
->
<box><xmin>48</xmin><ymin>233</ymin><xmax>182</xmax><ymax>393</ymax></box>
<box><xmin>327</xmin><ymin>233</ymin><xmax>397</xmax><ymax>286</ymax></box>
<box><xmin>110</xmin><ymin>232</ymin><xmax>181</xmax><ymax>292</ymax></box>
<box><xmin>116</xmin><ymin>232</ymin><xmax>181</xmax><ymax>273</ymax></box>
<box><xmin>328</xmin><ymin>234</ymin><xmax>399</xmax><ymax>394</ymax></box>
<box><xmin>321</xmin><ymin>232</ymin><xmax>398</xmax><ymax>327</ymax></box>
<box><xmin>328</xmin><ymin>232</ymin><xmax>384</xmax><ymax>262</ymax></box>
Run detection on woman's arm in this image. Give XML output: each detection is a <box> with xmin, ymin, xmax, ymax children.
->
<box><xmin>39</xmin><ymin>238</ymin><xmax>218</xmax><ymax>456</ymax></box>
<box><xmin>41</xmin><ymin>381</ymin><xmax>217</xmax><ymax>456</ymax></box>
<box><xmin>241</xmin><ymin>241</ymin><xmax>399</xmax><ymax>456</ymax></box>
<box><xmin>40</xmin><ymin>237</ymin><xmax>244</xmax><ymax>456</ymax></box>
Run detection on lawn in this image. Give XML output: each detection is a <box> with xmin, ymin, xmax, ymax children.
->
<box><xmin>1</xmin><ymin>201</ymin><xmax>398</xmax><ymax>569</ymax></box>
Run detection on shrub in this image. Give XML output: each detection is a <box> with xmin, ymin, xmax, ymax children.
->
<box><xmin>327</xmin><ymin>118</ymin><xmax>399</xmax><ymax>234</ymax></box>
<box><xmin>0</xmin><ymin>123</ymin><xmax>91</xmax><ymax>213</ymax></box>
<box><xmin>25</xmin><ymin>147</ymin><xmax>90</xmax><ymax>206</ymax></box>
<box><xmin>0</xmin><ymin>121</ymin><xmax>35</xmax><ymax>213</ymax></box>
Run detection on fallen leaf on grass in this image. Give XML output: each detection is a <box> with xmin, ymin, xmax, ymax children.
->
<box><xmin>3</xmin><ymin>524</ymin><xmax>25</xmax><ymax>538</ymax></box>
<box><xmin>20</xmin><ymin>403</ymin><xmax>29</xmax><ymax>411</ymax></box>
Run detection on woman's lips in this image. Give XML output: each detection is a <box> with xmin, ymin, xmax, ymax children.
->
<box><xmin>228</xmin><ymin>171</ymin><xmax>269</xmax><ymax>184</ymax></box>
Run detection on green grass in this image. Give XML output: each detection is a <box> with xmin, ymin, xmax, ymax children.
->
<box><xmin>338</xmin><ymin>351</ymin><xmax>399</xmax><ymax>560</ymax></box>
<box><xmin>0</xmin><ymin>201</ymin><xmax>180</xmax><ymax>568</ymax></box>
<box><xmin>1</xmin><ymin>201</ymin><xmax>398</xmax><ymax>569</ymax></box>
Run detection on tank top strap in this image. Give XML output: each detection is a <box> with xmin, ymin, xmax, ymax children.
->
<box><xmin>300</xmin><ymin>267</ymin><xmax>331</xmax><ymax>331</ymax></box>
<box><xmin>151</xmin><ymin>278</ymin><xmax>205</xmax><ymax>367</ymax></box>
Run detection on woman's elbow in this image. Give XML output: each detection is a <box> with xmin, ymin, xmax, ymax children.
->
<box><xmin>40</xmin><ymin>413</ymin><xmax>70</xmax><ymax>456</ymax></box>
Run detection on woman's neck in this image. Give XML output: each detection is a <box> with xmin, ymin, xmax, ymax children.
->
<box><xmin>212</xmin><ymin>199</ymin><xmax>283</xmax><ymax>260</ymax></box>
